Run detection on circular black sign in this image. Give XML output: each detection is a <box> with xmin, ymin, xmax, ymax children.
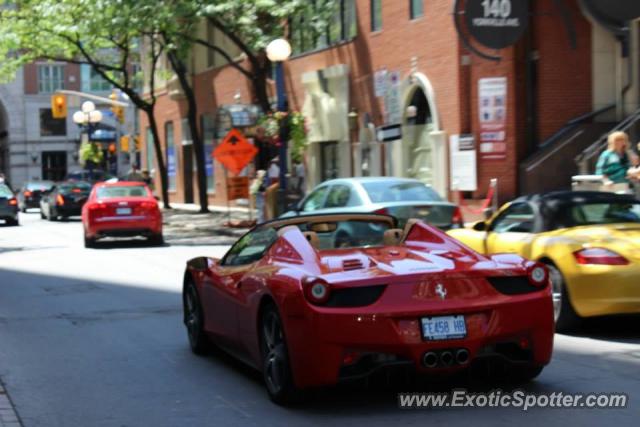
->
<box><xmin>584</xmin><ymin>0</ymin><xmax>640</xmax><ymax>23</ymax></box>
<box><xmin>465</xmin><ymin>0</ymin><xmax>530</xmax><ymax>50</ymax></box>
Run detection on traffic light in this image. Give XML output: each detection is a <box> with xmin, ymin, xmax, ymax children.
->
<box><xmin>51</xmin><ymin>94</ymin><xmax>67</xmax><ymax>119</ymax></box>
<box><xmin>120</xmin><ymin>135</ymin><xmax>130</xmax><ymax>152</ymax></box>
<box><xmin>108</xmin><ymin>143</ymin><xmax>117</xmax><ymax>154</ymax></box>
<box><xmin>109</xmin><ymin>91</ymin><xmax>125</xmax><ymax>124</ymax></box>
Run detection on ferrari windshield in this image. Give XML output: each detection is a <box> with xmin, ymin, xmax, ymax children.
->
<box><xmin>568</xmin><ymin>202</ymin><xmax>640</xmax><ymax>226</ymax></box>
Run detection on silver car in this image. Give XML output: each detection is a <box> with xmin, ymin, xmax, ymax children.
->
<box><xmin>0</xmin><ymin>184</ymin><xmax>19</xmax><ymax>226</ymax></box>
<box><xmin>283</xmin><ymin>177</ymin><xmax>463</xmax><ymax>230</ymax></box>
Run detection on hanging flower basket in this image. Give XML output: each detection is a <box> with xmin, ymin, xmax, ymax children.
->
<box><xmin>258</xmin><ymin>111</ymin><xmax>308</xmax><ymax>163</ymax></box>
<box><xmin>79</xmin><ymin>142</ymin><xmax>103</xmax><ymax>167</ymax></box>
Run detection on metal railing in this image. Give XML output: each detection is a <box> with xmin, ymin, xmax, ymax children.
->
<box><xmin>576</xmin><ymin>106</ymin><xmax>640</xmax><ymax>174</ymax></box>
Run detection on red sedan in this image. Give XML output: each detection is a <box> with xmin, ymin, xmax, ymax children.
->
<box><xmin>82</xmin><ymin>182</ymin><xmax>162</xmax><ymax>248</ymax></box>
<box><xmin>182</xmin><ymin>214</ymin><xmax>554</xmax><ymax>404</ymax></box>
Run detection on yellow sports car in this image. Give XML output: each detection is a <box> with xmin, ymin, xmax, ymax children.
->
<box><xmin>448</xmin><ymin>191</ymin><xmax>640</xmax><ymax>330</ymax></box>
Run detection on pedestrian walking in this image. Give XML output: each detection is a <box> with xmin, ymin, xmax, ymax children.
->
<box><xmin>250</xmin><ymin>170</ymin><xmax>267</xmax><ymax>224</ymax></box>
<box><xmin>125</xmin><ymin>163</ymin><xmax>144</xmax><ymax>182</ymax></box>
<box><xmin>596</xmin><ymin>131</ymin><xmax>633</xmax><ymax>192</ymax></box>
<box><xmin>141</xmin><ymin>168</ymin><xmax>154</xmax><ymax>192</ymax></box>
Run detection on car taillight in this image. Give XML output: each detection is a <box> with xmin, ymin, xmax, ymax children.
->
<box><xmin>140</xmin><ymin>201</ymin><xmax>158</xmax><ymax>210</ymax></box>
<box><xmin>24</xmin><ymin>190</ymin><xmax>32</xmax><ymax>197</ymax></box>
<box><xmin>573</xmin><ymin>248</ymin><xmax>629</xmax><ymax>266</ymax></box>
<box><xmin>72</xmin><ymin>188</ymin><xmax>82</xmax><ymax>193</ymax></box>
<box><xmin>452</xmin><ymin>206</ymin><xmax>464</xmax><ymax>228</ymax></box>
<box><xmin>303</xmin><ymin>277</ymin><xmax>331</xmax><ymax>305</ymax></box>
<box><xmin>88</xmin><ymin>203</ymin><xmax>106</xmax><ymax>215</ymax></box>
<box><xmin>9</xmin><ymin>198</ymin><xmax>17</xmax><ymax>206</ymax></box>
<box><xmin>526</xmin><ymin>262</ymin><xmax>549</xmax><ymax>288</ymax></box>
<box><xmin>56</xmin><ymin>194</ymin><xmax>65</xmax><ymax>206</ymax></box>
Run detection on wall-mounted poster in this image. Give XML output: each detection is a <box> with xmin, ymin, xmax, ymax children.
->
<box><xmin>478</xmin><ymin>77</ymin><xmax>507</xmax><ymax>160</ymax></box>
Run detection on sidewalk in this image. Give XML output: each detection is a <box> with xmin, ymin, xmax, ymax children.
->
<box><xmin>161</xmin><ymin>205</ymin><xmax>254</xmax><ymax>246</ymax></box>
<box><xmin>0</xmin><ymin>382</ymin><xmax>22</xmax><ymax>427</ymax></box>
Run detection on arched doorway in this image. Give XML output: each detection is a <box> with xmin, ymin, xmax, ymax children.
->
<box><xmin>390</xmin><ymin>72</ymin><xmax>448</xmax><ymax>196</ymax></box>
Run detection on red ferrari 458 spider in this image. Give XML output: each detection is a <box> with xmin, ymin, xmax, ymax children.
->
<box><xmin>182</xmin><ymin>214</ymin><xmax>554</xmax><ymax>404</ymax></box>
<box><xmin>82</xmin><ymin>181</ymin><xmax>162</xmax><ymax>248</ymax></box>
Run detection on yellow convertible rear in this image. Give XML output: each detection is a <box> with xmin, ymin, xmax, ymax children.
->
<box><xmin>448</xmin><ymin>191</ymin><xmax>640</xmax><ymax>330</ymax></box>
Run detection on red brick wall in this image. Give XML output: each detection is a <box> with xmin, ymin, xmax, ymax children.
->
<box><xmin>141</xmin><ymin>0</ymin><xmax>594</xmax><ymax>206</ymax></box>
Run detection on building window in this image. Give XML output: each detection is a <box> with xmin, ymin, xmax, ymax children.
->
<box><xmin>165</xmin><ymin>121</ymin><xmax>176</xmax><ymax>191</ymax></box>
<box><xmin>37</xmin><ymin>64</ymin><xmax>64</xmax><ymax>93</ymax></box>
<box><xmin>80</xmin><ymin>64</ymin><xmax>112</xmax><ymax>92</ymax></box>
<box><xmin>39</xmin><ymin>109</ymin><xmax>66</xmax><ymax>136</ymax></box>
<box><xmin>371</xmin><ymin>0</ymin><xmax>382</xmax><ymax>32</ymax></box>
<box><xmin>201</xmin><ymin>114</ymin><xmax>216</xmax><ymax>193</ymax></box>
<box><xmin>181</xmin><ymin>118</ymin><xmax>192</xmax><ymax>144</ymax></box>
<box><xmin>291</xmin><ymin>0</ymin><xmax>357</xmax><ymax>55</ymax></box>
<box><xmin>410</xmin><ymin>0</ymin><xmax>424</xmax><ymax>19</ymax></box>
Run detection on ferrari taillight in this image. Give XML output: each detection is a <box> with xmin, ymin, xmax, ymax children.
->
<box><xmin>526</xmin><ymin>262</ymin><xmax>549</xmax><ymax>288</ymax></box>
<box><xmin>573</xmin><ymin>248</ymin><xmax>629</xmax><ymax>266</ymax></box>
<box><xmin>302</xmin><ymin>277</ymin><xmax>331</xmax><ymax>305</ymax></box>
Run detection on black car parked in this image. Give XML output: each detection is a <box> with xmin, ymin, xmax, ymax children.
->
<box><xmin>0</xmin><ymin>183</ymin><xmax>19</xmax><ymax>226</ymax></box>
<box><xmin>40</xmin><ymin>181</ymin><xmax>92</xmax><ymax>221</ymax></box>
<box><xmin>17</xmin><ymin>180</ymin><xmax>54</xmax><ymax>212</ymax></box>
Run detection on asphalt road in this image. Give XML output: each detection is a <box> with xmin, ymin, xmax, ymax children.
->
<box><xmin>0</xmin><ymin>212</ymin><xmax>639</xmax><ymax>427</ymax></box>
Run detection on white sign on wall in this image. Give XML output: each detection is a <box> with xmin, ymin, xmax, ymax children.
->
<box><xmin>373</xmin><ymin>69</ymin><xmax>387</xmax><ymax>97</ymax></box>
<box><xmin>450</xmin><ymin>134</ymin><xmax>478</xmax><ymax>191</ymax></box>
<box><xmin>384</xmin><ymin>71</ymin><xmax>402</xmax><ymax>125</ymax></box>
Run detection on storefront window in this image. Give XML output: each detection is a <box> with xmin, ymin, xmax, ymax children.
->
<box><xmin>165</xmin><ymin>121</ymin><xmax>176</xmax><ymax>191</ymax></box>
<box><xmin>201</xmin><ymin>114</ymin><xmax>216</xmax><ymax>193</ymax></box>
<box><xmin>320</xmin><ymin>141</ymin><xmax>339</xmax><ymax>181</ymax></box>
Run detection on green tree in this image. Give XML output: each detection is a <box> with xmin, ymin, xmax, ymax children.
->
<box><xmin>0</xmin><ymin>0</ymin><xmax>172</xmax><ymax>208</ymax></box>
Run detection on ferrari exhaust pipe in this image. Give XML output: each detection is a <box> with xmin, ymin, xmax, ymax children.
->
<box><xmin>423</xmin><ymin>352</ymin><xmax>438</xmax><ymax>368</ymax></box>
<box><xmin>455</xmin><ymin>348</ymin><xmax>470</xmax><ymax>365</ymax></box>
<box><xmin>440</xmin><ymin>350</ymin><xmax>454</xmax><ymax>367</ymax></box>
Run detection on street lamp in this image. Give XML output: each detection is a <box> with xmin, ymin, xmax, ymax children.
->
<box><xmin>266</xmin><ymin>38</ymin><xmax>292</xmax><ymax>214</ymax></box>
<box><xmin>73</xmin><ymin>101</ymin><xmax>103</xmax><ymax>179</ymax></box>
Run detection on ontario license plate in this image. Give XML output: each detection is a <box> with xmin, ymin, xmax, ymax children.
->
<box><xmin>421</xmin><ymin>315</ymin><xmax>467</xmax><ymax>340</ymax></box>
<box><xmin>116</xmin><ymin>207</ymin><xmax>132</xmax><ymax>215</ymax></box>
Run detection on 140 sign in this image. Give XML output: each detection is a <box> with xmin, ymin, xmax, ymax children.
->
<box><xmin>481</xmin><ymin>0</ymin><xmax>512</xmax><ymax>19</ymax></box>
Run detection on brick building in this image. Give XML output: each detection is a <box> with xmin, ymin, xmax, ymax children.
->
<box><xmin>0</xmin><ymin>61</ymin><xmax>138</xmax><ymax>188</ymax></box>
<box><xmin>140</xmin><ymin>0</ymin><xmax>639</xmax><ymax>206</ymax></box>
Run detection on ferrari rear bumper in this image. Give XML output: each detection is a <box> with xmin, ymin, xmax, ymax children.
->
<box><xmin>284</xmin><ymin>293</ymin><xmax>554</xmax><ymax>389</ymax></box>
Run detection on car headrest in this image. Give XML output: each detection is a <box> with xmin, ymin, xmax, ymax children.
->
<box><xmin>302</xmin><ymin>231</ymin><xmax>320</xmax><ymax>250</ymax></box>
<box><xmin>383</xmin><ymin>228</ymin><xmax>404</xmax><ymax>246</ymax></box>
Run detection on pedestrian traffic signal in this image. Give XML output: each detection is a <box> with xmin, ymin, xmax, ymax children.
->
<box><xmin>120</xmin><ymin>135</ymin><xmax>130</xmax><ymax>152</ymax></box>
<box><xmin>51</xmin><ymin>94</ymin><xmax>67</xmax><ymax>119</ymax></box>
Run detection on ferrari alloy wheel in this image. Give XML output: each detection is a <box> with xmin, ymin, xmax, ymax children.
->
<box><xmin>261</xmin><ymin>305</ymin><xmax>298</xmax><ymax>405</ymax></box>
<box><xmin>546</xmin><ymin>263</ymin><xmax>581</xmax><ymax>332</ymax></box>
<box><xmin>184</xmin><ymin>279</ymin><xmax>210</xmax><ymax>355</ymax></box>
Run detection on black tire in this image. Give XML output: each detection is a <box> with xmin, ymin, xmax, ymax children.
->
<box><xmin>546</xmin><ymin>263</ymin><xmax>581</xmax><ymax>332</ymax></box>
<box><xmin>260</xmin><ymin>304</ymin><xmax>300</xmax><ymax>405</ymax></box>
<box><xmin>84</xmin><ymin>234</ymin><xmax>96</xmax><ymax>248</ymax></box>
<box><xmin>6</xmin><ymin>218</ymin><xmax>19</xmax><ymax>226</ymax></box>
<box><xmin>149</xmin><ymin>233</ymin><xmax>164</xmax><ymax>246</ymax></box>
<box><xmin>48</xmin><ymin>209</ymin><xmax>57</xmax><ymax>221</ymax></box>
<box><xmin>510</xmin><ymin>365</ymin><xmax>544</xmax><ymax>384</ymax></box>
<box><xmin>20</xmin><ymin>206</ymin><xmax>27</xmax><ymax>213</ymax></box>
<box><xmin>183</xmin><ymin>278</ymin><xmax>211</xmax><ymax>355</ymax></box>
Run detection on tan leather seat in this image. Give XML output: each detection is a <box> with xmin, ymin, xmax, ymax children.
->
<box><xmin>383</xmin><ymin>228</ymin><xmax>404</xmax><ymax>246</ymax></box>
<box><xmin>302</xmin><ymin>231</ymin><xmax>320</xmax><ymax>249</ymax></box>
